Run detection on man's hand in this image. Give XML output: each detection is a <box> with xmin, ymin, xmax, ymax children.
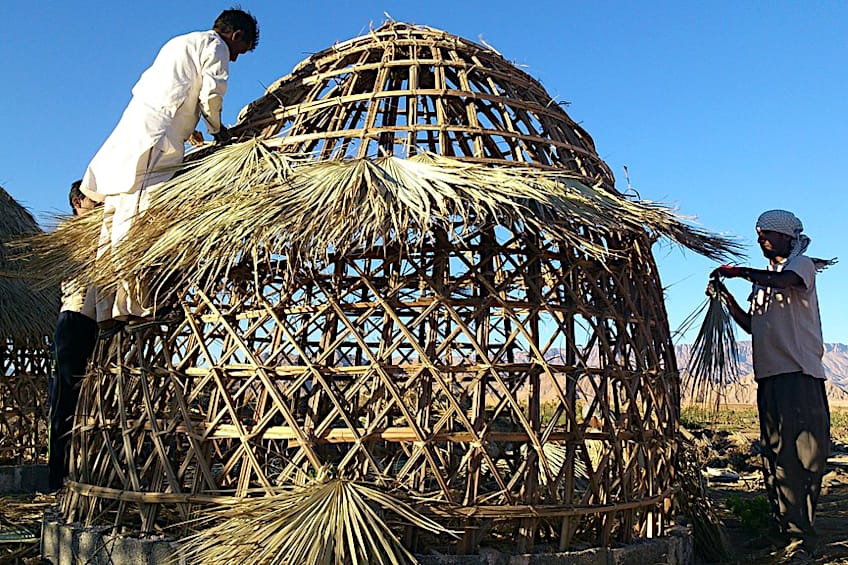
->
<box><xmin>212</xmin><ymin>126</ymin><xmax>232</xmax><ymax>144</ymax></box>
<box><xmin>187</xmin><ymin>130</ymin><xmax>205</xmax><ymax>147</ymax></box>
<box><xmin>712</xmin><ymin>264</ymin><xmax>749</xmax><ymax>279</ymax></box>
<box><xmin>706</xmin><ymin>278</ymin><xmax>728</xmax><ymax>299</ymax></box>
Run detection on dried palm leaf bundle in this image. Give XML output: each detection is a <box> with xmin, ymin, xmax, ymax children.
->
<box><xmin>0</xmin><ymin>187</ymin><xmax>58</xmax><ymax>341</ymax></box>
<box><xmin>177</xmin><ymin>479</ymin><xmax>456</xmax><ymax>565</ymax></box>
<box><xmin>674</xmin><ymin>432</ymin><xmax>729</xmax><ymax>562</ymax></box>
<box><xmin>0</xmin><ymin>187</ymin><xmax>57</xmax><ymax>465</ymax></box>
<box><xmin>683</xmin><ymin>276</ymin><xmax>741</xmax><ymax>410</ymax></box>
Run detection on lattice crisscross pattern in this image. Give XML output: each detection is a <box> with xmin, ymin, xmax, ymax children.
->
<box><xmin>1</xmin><ymin>336</ymin><xmax>51</xmax><ymax>464</ymax></box>
<box><xmin>236</xmin><ymin>22</ymin><xmax>614</xmax><ymax>183</ymax></box>
<box><xmin>66</xmin><ymin>225</ymin><xmax>679</xmax><ymax>550</ymax></box>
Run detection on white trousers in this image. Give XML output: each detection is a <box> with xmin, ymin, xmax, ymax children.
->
<box><xmin>88</xmin><ymin>146</ymin><xmax>181</xmax><ymax>323</ymax></box>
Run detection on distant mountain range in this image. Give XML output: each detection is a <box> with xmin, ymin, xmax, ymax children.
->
<box><xmin>523</xmin><ymin>342</ymin><xmax>848</xmax><ymax>407</ymax></box>
<box><xmin>676</xmin><ymin>341</ymin><xmax>848</xmax><ymax>406</ymax></box>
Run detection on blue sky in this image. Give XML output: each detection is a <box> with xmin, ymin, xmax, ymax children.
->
<box><xmin>2</xmin><ymin>1</ymin><xmax>846</xmax><ymax>343</ymax></box>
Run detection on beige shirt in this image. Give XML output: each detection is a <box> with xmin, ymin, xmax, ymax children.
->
<box><xmin>749</xmin><ymin>255</ymin><xmax>825</xmax><ymax>380</ymax></box>
<box><xmin>60</xmin><ymin>279</ymin><xmax>96</xmax><ymax>320</ymax></box>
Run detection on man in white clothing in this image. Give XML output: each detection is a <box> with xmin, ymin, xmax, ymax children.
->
<box><xmin>80</xmin><ymin>8</ymin><xmax>258</xmax><ymax>326</ymax></box>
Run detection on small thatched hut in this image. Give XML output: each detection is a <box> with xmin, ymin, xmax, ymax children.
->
<box><xmin>26</xmin><ymin>22</ymin><xmax>740</xmax><ymax>561</ymax></box>
<box><xmin>0</xmin><ymin>187</ymin><xmax>57</xmax><ymax>465</ymax></box>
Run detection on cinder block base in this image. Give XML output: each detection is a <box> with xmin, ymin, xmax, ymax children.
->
<box><xmin>0</xmin><ymin>464</ymin><xmax>49</xmax><ymax>493</ymax></box>
<box><xmin>416</xmin><ymin>528</ymin><xmax>693</xmax><ymax>565</ymax></box>
<box><xmin>41</xmin><ymin>513</ymin><xmax>182</xmax><ymax>565</ymax></box>
<box><xmin>41</xmin><ymin>511</ymin><xmax>691</xmax><ymax>565</ymax></box>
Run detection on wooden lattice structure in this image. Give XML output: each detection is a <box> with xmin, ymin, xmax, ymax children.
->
<box><xmin>0</xmin><ymin>187</ymin><xmax>56</xmax><ymax>465</ymax></box>
<box><xmin>58</xmin><ymin>23</ymin><xmax>736</xmax><ymax>555</ymax></box>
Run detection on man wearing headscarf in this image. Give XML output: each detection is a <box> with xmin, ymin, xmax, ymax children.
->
<box><xmin>79</xmin><ymin>8</ymin><xmax>259</xmax><ymax>326</ymax></box>
<box><xmin>710</xmin><ymin>209</ymin><xmax>834</xmax><ymax>561</ymax></box>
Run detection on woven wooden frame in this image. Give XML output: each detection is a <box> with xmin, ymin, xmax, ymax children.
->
<box><xmin>1</xmin><ymin>336</ymin><xmax>51</xmax><ymax>464</ymax></box>
<box><xmin>1</xmin><ymin>187</ymin><xmax>55</xmax><ymax>466</ymax></box>
<box><xmin>62</xmin><ymin>22</ymin><xmax>683</xmax><ymax>553</ymax></box>
<box><xmin>65</xmin><ymin>227</ymin><xmax>678</xmax><ymax>550</ymax></box>
<box><xmin>236</xmin><ymin>23</ymin><xmax>614</xmax><ymax>183</ymax></box>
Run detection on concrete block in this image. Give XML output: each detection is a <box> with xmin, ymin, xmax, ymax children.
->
<box><xmin>74</xmin><ymin>524</ymin><xmax>111</xmax><ymax>565</ymax></box>
<box><xmin>517</xmin><ymin>547</ymin><xmax>608</xmax><ymax>565</ymax></box>
<box><xmin>666</xmin><ymin>527</ymin><xmax>694</xmax><ymax>565</ymax></box>
<box><xmin>0</xmin><ymin>466</ymin><xmax>16</xmax><ymax>493</ymax></box>
<box><xmin>417</xmin><ymin>551</ymin><xmax>489</xmax><ymax>564</ymax></box>
<box><xmin>611</xmin><ymin>540</ymin><xmax>668</xmax><ymax>565</ymax></box>
<box><xmin>107</xmin><ymin>534</ymin><xmax>179</xmax><ymax>564</ymax></box>
<box><xmin>41</xmin><ymin>510</ymin><xmax>60</xmax><ymax>565</ymax></box>
<box><xmin>0</xmin><ymin>464</ymin><xmax>49</xmax><ymax>493</ymax></box>
<box><xmin>58</xmin><ymin>521</ymin><xmax>78</xmax><ymax>565</ymax></box>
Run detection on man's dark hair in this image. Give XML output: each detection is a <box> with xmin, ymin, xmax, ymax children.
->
<box><xmin>214</xmin><ymin>8</ymin><xmax>259</xmax><ymax>49</ymax></box>
<box><xmin>69</xmin><ymin>180</ymin><xmax>83</xmax><ymax>215</ymax></box>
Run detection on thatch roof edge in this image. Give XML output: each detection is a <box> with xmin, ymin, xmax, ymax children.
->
<box><xmin>13</xmin><ymin>141</ymin><xmax>742</xmax><ymax>300</ymax></box>
<box><xmin>0</xmin><ymin>186</ymin><xmax>59</xmax><ymax>341</ymax></box>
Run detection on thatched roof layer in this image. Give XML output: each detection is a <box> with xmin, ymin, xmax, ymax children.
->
<box><xmin>0</xmin><ymin>187</ymin><xmax>58</xmax><ymax>341</ymax></box>
<box><xmin>17</xmin><ymin>142</ymin><xmax>741</xmax><ymax>296</ymax></box>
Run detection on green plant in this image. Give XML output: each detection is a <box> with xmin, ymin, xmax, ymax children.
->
<box><xmin>725</xmin><ymin>494</ymin><xmax>770</xmax><ymax>533</ymax></box>
<box><xmin>680</xmin><ymin>405</ymin><xmax>712</xmax><ymax>429</ymax></box>
<box><xmin>832</xmin><ymin>407</ymin><xmax>848</xmax><ymax>443</ymax></box>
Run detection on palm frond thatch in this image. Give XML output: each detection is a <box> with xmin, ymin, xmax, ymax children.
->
<box><xmin>684</xmin><ymin>280</ymin><xmax>741</xmax><ymax>410</ymax></box>
<box><xmin>177</xmin><ymin>479</ymin><xmax>456</xmax><ymax>565</ymax></box>
<box><xmin>675</xmin><ymin>433</ymin><xmax>729</xmax><ymax>562</ymax></box>
<box><xmin>0</xmin><ymin>187</ymin><xmax>58</xmax><ymax>340</ymax></box>
<box><xmin>0</xmin><ymin>493</ymin><xmax>56</xmax><ymax>539</ymax></box>
<box><xmin>15</xmin><ymin>140</ymin><xmax>742</xmax><ymax>297</ymax></box>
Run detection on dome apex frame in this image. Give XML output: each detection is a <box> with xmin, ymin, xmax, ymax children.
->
<box><xmin>235</xmin><ymin>21</ymin><xmax>615</xmax><ymax>184</ymax></box>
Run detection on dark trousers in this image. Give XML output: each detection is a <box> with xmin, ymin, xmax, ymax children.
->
<box><xmin>48</xmin><ymin>310</ymin><xmax>98</xmax><ymax>490</ymax></box>
<box><xmin>757</xmin><ymin>372</ymin><xmax>830</xmax><ymax>550</ymax></box>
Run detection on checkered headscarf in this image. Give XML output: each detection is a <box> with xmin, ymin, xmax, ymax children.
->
<box><xmin>756</xmin><ymin>209</ymin><xmax>809</xmax><ymax>258</ymax></box>
<box><xmin>756</xmin><ymin>209</ymin><xmax>836</xmax><ymax>270</ymax></box>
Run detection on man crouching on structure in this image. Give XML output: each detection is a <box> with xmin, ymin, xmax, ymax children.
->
<box><xmin>79</xmin><ymin>8</ymin><xmax>259</xmax><ymax>327</ymax></box>
<box><xmin>709</xmin><ymin>209</ymin><xmax>834</xmax><ymax>562</ymax></box>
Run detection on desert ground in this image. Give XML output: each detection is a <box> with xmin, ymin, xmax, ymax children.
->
<box><xmin>3</xmin><ymin>404</ymin><xmax>846</xmax><ymax>564</ymax></box>
<box><xmin>684</xmin><ymin>404</ymin><xmax>848</xmax><ymax>564</ymax></box>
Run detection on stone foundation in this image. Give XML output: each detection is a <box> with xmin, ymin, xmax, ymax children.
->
<box><xmin>41</xmin><ymin>511</ymin><xmax>692</xmax><ymax>565</ymax></box>
<box><xmin>0</xmin><ymin>464</ymin><xmax>49</xmax><ymax>494</ymax></box>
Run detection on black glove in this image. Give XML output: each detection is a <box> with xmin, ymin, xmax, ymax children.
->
<box><xmin>212</xmin><ymin>126</ymin><xmax>232</xmax><ymax>144</ymax></box>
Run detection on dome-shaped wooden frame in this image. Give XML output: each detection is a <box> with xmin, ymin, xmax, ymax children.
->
<box><xmin>236</xmin><ymin>22</ymin><xmax>614</xmax><ymax>181</ymax></box>
<box><xmin>59</xmin><ymin>22</ymin><xmax>724</xmax><ymax>555</ymax></box>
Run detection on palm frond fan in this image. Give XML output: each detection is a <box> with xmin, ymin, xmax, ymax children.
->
<box><xmin>683</xmin><ymin>273</ymin><xmax>740</xmax><ymax>410</ymax></box>
<box><xmin>176</xmin><ymin>479</ymin><xmax>457</xmax><ymax>565</ymax></box>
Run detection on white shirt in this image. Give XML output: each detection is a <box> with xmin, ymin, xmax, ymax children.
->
<box><xmin>81</xmin><ymin>31</ymin><xmax>229</xmax><ymax>201</ymax></box>
<box><xmin>749</xmin><ymin>255</ymin><xmax>826</xmax><ymax>380</ymax></box>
